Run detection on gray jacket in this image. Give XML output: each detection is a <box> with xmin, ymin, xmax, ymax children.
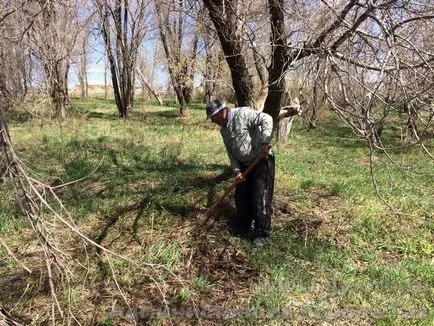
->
<box><xmin>220</xmin><ymin>107</ymin><xmax>273</xmax><ymax>173</ymax></box>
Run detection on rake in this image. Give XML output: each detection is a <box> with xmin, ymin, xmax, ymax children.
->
<box><xmin>202</xmin><ymin>154</ymin><xmax>263</xmax><ymax>219</ymax></box>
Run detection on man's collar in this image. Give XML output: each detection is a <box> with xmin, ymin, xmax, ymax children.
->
<box><xmin>225</xmin><ymin>108</ymin><xmax>234</xmax><ymax>126</ymax></box>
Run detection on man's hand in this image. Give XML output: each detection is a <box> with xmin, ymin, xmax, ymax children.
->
<box><xmin>234</xmin><ymin>171</ymin><xmax>245</xmax><ymax>183</ymax></box>
<box><xmin>260</xmin><ymin>144</ymin><xmax>272</xmax><ymax>158</ymax></box>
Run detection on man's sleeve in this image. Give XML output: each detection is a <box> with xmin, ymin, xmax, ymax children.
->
<box><xmin>221</xmin><ymin>129</ymin><xmax>241</xmax><ymax>173</ymax></box>
<box><xmin>258</xmin><ymin>112</ymin><xmax>273</xmax><ymax>144</ymax></box>
<box><xmin>245</xmin><ymin>108</ymin><xmax>273</xmax><ymax>144</ymax></box>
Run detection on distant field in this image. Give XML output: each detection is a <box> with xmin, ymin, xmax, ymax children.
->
<box><xmin>1</xmin><ymin>97</ymin><xmax>432</xmax><ymax>325</ymax></box>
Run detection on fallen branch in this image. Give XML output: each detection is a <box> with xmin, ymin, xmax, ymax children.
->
<box><xmin>0</xmin><ymin>237</ymin><xmax>32</xmax><ymax>274</ymax></box>
<box><xmin>0</xmin><ymin>306</ymin><xmax>24</xmax><ymax>326</ymax></box>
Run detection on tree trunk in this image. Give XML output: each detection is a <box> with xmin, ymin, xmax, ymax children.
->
<box><xmin>203</xmin><ymin>40</ymin><xmax>213</xmax><ymax>104</ymax></box>
<box><xmin>0</xmin><ymin>104</ymin><xmax>26</xmax><ymax>214</ymax></box>
<box><xmin>263</xmin><ymin>0</ymin><xmax>289</xmax><ymax>128</ymax></box>
<box><xmin>96</xmin><ymin>0</ymin><xmax>147</xmax><ymax>118</ymax></box>
<box><xmin>154</xmin><ymin>0</ymin><xmax>196</xmax><ymax>116</ymax></box>
<box><xmin>36</xmin><ymin>0</ymin><xmax>74</xmax><ymax>120</ymax></box>
<box><xmin>84</xmin><ymin>65</ymin><xmax>88</xmax><ymax>99</ymax></box>
<box><xmin>277</xmin><ymin>102</ymin><xmax>302</xmax><ymax>142</ymax></box>
<box><xmin>215</xmin><ymin>33</ymin><xmax>252</xmax><ymax>107</ymax></box>
<box><xmin>78</xmin><ymin>38</ymin><xmax>89</xmax><ymax>99</ymax></box>
<box><xmin>308</xmin><ymin>104</ymin><xmax>317</xmax><ymax>130</ymax></box>
<box><xmin>46</xmin><ymin>62</ymin><xmax>69</xmax><ymax>119</ymax></box>
<box><xmin>173</xmin><ymin>85</ymin><xmax>189</xmax><ymax>116</ymax></box>
<box><xmin>203</xmin><ymin>37</ymin><xmax>224</xmax><ymax>104</ymax></box>
<box><xmin>277</xmin><ymin>116</ymin><xmax>295</xmax><ymax>141</ymax></box>
<box><xmin>104</xmin><ymin>54</ymin><xmax>108</xmax><ymax>100</ymax></box>
<box><xmin>202</xmin><ymin>0</ymin><xmax>253</xmax><ymax>107</ymax></box>
<box><xmin>102</xmin><ymin>21</ymin><xmax>126</xmax><ymax>117</ymax></box>
<box><xmin>203</xmin><ymin>81</ymin><xmax>212</xmax><ymax>104</ymax></box>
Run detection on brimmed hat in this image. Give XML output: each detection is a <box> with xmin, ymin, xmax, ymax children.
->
<box><xmin>206</xmin><ymin>99</ymin><xmax>226</xmax><ymax>118</ymax></box>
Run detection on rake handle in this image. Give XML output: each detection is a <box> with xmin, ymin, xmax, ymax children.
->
<box><xmin>207</xmin><ymin>154</ymin><xmax>264</xmax><ymax>214</ymax></box>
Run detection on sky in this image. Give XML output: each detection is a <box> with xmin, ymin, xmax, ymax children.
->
<box><xmin>68</xmin><ymin>39</ymin><xmax>170</xmax><ymax>90</ymax></box>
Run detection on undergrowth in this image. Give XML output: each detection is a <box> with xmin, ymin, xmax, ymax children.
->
<box><xmin>0</xmin><ymin>97</ymin><xmax>432</xmax><ymax>325</ymax></box>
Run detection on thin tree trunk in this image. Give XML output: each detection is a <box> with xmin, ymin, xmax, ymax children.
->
<box><xmin>104</xmin><ymin>54</ymin><xmax>108</xmax><ymax>100</ymax></box>
<box><xmin>263</xmin><ymin>0</ymin><xmax>289</xmax><ymax>131</ymax></box>
<box><xmin>174</xmin><ymin>85</ymin><xmax>188</xmax><ymax>116</ymax></box>
<box><xmin>202</xmin><ymin>0</ymin><xmax>253</xmax><ymax>107</ymax></box>
<box><xmin>277</xmin><ymin>102</ymin><xmax>301</xmax><ymax>141</ymax></box>
<box><xmin>0</xmin><ymin>105</ymin><xmax>25</xmax><ymax>214</ymax></box>
<box><xmin>96</xmin><ymin>0</ymin><xmax>145</xmax><ymax>118</ymax></box>
<box><xmin>81</xmin><ymin>39</ymin><xmax>89</xmax><ymax>99</ymax></box>
<box><xmin>101</xmin><ymin>19</ymin><xmax>124</xmax><ymax>117</ymax></box>
<box><xmin>136</xmin><ymin>69</ymin><xmax>163</xmax><ymax>105</ymax></box>
<box><xmin>154</xmin><ymin>0</ymin><xmax>193</xmax><ymax>116</ymax></box>
<box><xmin>46</xmin><ymin>63</ymin><xmax>69</xmax><ymax>119</ymax></box>
<box><xmin>277</xmin><ymin>116</ymin><xmax>295</xmax><ymax>141</ymax></box>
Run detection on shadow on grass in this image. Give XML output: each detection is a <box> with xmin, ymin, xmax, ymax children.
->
<box><xmin>148</xmin><ymin>109</ymin><xmax>180</xmax><ymax>118</ymax></box>
<box><xmin>82</xmin><ymin>108</ymin><xmax>194</xmax><ymax>128</ymax></box>
<box><xmin>85</xmin><ymin>111</ymin><xmax>118</xmax><ymax>121</ymax></box>
<box><xmin>55</xmin><ymin>133</ymin><xmax>234</xmax><ymax>244</ymax></box>
<box><xmin>0</xmin><ymin>266</ymin><xmax>44</xmax><ymax>324</ymax></box>
<box><xmin>92</xmin><ymin>165</ymin><xmax>234</xmax><ymax>244</ymax></box>
<box><xmin>304</xmin><ymin>115</ymin><xmax>417</xmax><ymax>151</ymax></box>
<box><xmin>4</xmin><ymin>109</ymin><xmax>33</xmax><ymax>124</ymax></box>
<box><xmin>309</xmin><ymin>124</ymin><xmax>366</xmax><ymax>149</ymax></box>
<box><xmin>247</xmin><ymin>224</ymin><xmax>341</xmax><ymax>293</ymax></box>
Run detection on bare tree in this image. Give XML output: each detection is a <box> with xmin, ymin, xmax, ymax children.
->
<box><xmin>27</xmin><ymin>0</ymin><xmax>84</xmax><ymax>119</ymax></box>
<box><xmin>0</xmin><ymin>1</ymin><xmax>36</xmax><ymax>109</ymax></box>
<box><xmin>202</xmin><ymin>36</ymin><xmax>226</xmax><ymax>104</ymax></box>
<box><xmin>154</xmin><ymin>0</ymin><xmax>199</xmax><ymax>116</ymax></box>
<box><xmin>315</xmin><ymin>1</ymin><xmax>434</xmax><ymax>151</ymax></box>
<box><xmin>202</xmin><ymin>0</ymin><xmax>254</xmax><ymax>107</ymax></box>
<box><xmin>0</xmin><ymin>38</ymin><xmax>30</xmax><ymax>109</ymax></box>
<box><xmin>262</xmin><ymin>0</ymin><xmax>290</xmax><ymax>134</ymax></box>
<box><xmin>202</xmin><ymin>0</ymin><xmax>298</xmax><ymax>139</ymax></box>
<box><xmin>0</xmin><ymin>2</ymin><xmax>73</xmax><ymax>321</ymax></box>
<box><xmin>93</xmin><ymin>0</ymin><xmax>152</xmax><ymax>118</ymax></box>
<box><xmin>202</xmin><ymin>0</ymin><xmax>433</xmax><ymax>143</ymax></box>
<box><xmin>74</xmin><ymin>30</ymin><xmax>91</xmax><ymax>99</ymax></box>
<box><xmin>244</xmin><ymin>0</ymin><xmax>271</xmax><ymax>110</ymax></box>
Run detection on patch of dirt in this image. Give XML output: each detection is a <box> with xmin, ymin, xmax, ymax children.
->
<box><xmin>1</xmin><ymin>187</ymin><xmax>346</xmax><ymax>325</ymax></box>
<box><xmin>191</xmin><ymin>236</ymin><xmax>258</xmax><ymax>286</ymax></box>
<box><xmin>273</xmin><ymin>188</ymin><xmax>345</xmax><ymax>244</ymax></box>
<box><xmin>289</xmin><ymin>217</ymin><xmax>323</xmax><ymax>236</ymax></box>
<box><xmin>356</xmin><ymin>155</ymin><xmax>380</xmax><ymax>166</ymax></box>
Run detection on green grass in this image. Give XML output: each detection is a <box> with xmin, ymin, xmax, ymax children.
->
<box><xmin>0</xmin><ymin>96</ymin><xmax>432</xmax><ymax>325</ymax></box>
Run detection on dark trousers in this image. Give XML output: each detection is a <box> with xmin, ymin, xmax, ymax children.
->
<box><xmin>232</xmin><ymin>154</ymin><xmax>275</xmax><ymax>237</ymax></box>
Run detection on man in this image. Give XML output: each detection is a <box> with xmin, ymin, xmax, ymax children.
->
<box><xmin>206</xmin><ymin>99</ymin><xmax>275</xmax><ymax>247</ymax></box>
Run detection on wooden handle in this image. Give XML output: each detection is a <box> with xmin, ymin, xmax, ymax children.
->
<box><xmin>207</xmin><ymin>154</ymin><xmax>264</xmax><ymax>213</ymax></box>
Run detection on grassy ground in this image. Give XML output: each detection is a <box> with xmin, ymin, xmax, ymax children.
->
<box><xmin>0</xmin><ymin>97</ymin><xmax>433</xmax><ymax>325</ymax></box>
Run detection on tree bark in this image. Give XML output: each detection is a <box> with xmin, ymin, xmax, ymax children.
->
<box><xmin>263</xmin><ymin>0</ymin><xmax>289</xmax><ymax>130</ymax></box>
<box><xmin>37</xmin><ymin>0</ymin><xmax>74</xmax><ymax>119</ymax></box>
<box><xmin>0</xmin><ymin>104</ymin><xmax>26</xmax><ymax>214</ymax></box>
<box><xmin>202</xmin><ymin>0</ymin><xmax>253</xmax><ymax>107</ymax></box>
<box><xmin>202</xmin><ymin>35</ymin><xmax>223</xmax><ymax>103</ymax></box>
<box><xmin>277</xmin><ymin>101</ymin><xmax>301</xmax><ymax>141</ymax></box>
<box><xmin>45</xmin><ymin>61</ymin><xmax>70</xmax><ymax>119</ymax></box>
